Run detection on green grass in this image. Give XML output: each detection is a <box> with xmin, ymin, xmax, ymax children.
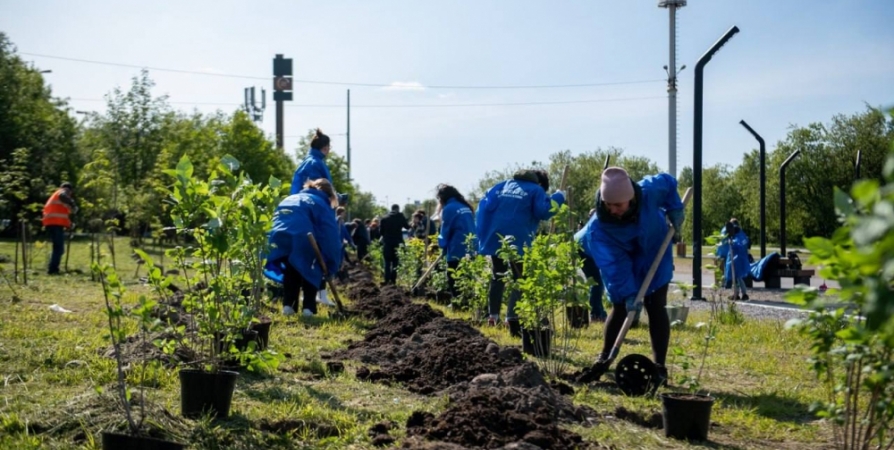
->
<box><xmin>0</xmin><ymin>237</ymin><xmax>831</xmax><ymax>449</ymax></box>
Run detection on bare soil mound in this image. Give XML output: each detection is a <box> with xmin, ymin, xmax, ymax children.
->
<box><xmin>335</xmin><ymin>295</ymin><xmax>524</xmax><ymax>394</ymax></box>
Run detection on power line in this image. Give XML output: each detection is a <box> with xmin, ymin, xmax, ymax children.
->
<box><xmin>68</xmin><ymin>95</ymin><xmax>665</xmax><ymax>109</ymax></box>
<box><xmin>23</xmin><ymin>51</ymin><xmax>664</xmax><ymax>90</ymax></box>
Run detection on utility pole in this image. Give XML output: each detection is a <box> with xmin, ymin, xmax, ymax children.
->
<box><xmin>659</xmin><ymin>0</ymin><xmax>686</xmax><ymax>177</ymax></box>
<box><xmin>272</xmin><ymin>54</ymin><xmax>293</xmax><ymax>150</ymax></box>
<box><xmin>243</xmin><ymin>87</ymin><xmax>266</xmax><ymax>123</ymax></box>
<box><xmin>347</xmin><ymin>89</ymin><xmax>352</xmax><ymax>183</ymax></box>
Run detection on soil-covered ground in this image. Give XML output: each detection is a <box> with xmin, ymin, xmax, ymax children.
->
<box><xmin>332</xmin><ymin>267</ymin><xmax>599</xmax><ymax>449</ymax></box>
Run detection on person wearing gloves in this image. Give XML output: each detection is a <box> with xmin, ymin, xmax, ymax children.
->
<box><xmin>265</xmin><ymin>178</ymin><xmax>343</xmax><ymax>317</ymax></box>
<box><xmin>42</xmin><ymin>182</ymin><xmax>77</xmax><ymax>275</ymax></box>
<box><xmin>580</xmin><ymin>167</ymin><xmax>684</xmax><ymax>386</ymax></box>
<box><xmin>716</xmin><ymin>219</ymin><xmax>750</xmax><ymax>300</ymax></box>
<box><xmin>435</xmin><ymin>184</ymin><xmax>477</xmax><ymax>297</ymax></box>
<box><xmin>477</xmin><ymin>169</ymin><xmax>565</xmax><ymax>334</ymax></box>
<box><xmin>574</xmin><ymin>209</ymin><xmax>607</xmax><ymax>323</ymax></box>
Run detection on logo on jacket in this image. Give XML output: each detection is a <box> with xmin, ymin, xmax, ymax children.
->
<box><xmin>498</xmin><ymin>183</ymin><xmax>526</xmax><ymax>200</ymax></box>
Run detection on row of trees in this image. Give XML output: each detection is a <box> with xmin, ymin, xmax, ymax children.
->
<box><xmin>465</xmin><ymin>106</ymin><xmax>892</xmax><ymax>247</ymax></box>
<box><xmin>0</xmin><ymin>33</ymin><xmax>382</xmax><ymax>239</ymax></box>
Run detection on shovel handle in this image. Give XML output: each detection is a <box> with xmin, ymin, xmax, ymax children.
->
<box><xmin>548</xmin><ymin>165</ymin><xmax>571</xmax><ymax>234</ymax></box>
<box><xmin>609</xmin><ymin>187</ymin><xmax>692</xmax><ymax>357</ymax></box>
<box><xmin>307</xmin><ymin>232</ymin><xmax>346</xmax><ymax>312</ymax></box>
<box><xmin>412</xmin><ymin>253</ymin><xmax>444</xmax><ymax>292</ymax></box>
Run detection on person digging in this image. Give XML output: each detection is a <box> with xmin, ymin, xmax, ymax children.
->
<box><xmin>576</xmin><ymin>168</ymin><xmax>685</xmax><ymax>387</ymax></box>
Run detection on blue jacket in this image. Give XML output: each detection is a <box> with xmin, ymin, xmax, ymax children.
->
<box><xmin>716</xmin><ymin>229</ymin><xmax>750</xmax><ymax>282</ymax></box>
<box><xmin>582</xmin><ymin>173</ymin><xmax>683</xmax><ymax>304</ymax></box>
<box><xmin>340</xmin><ymin>220</ymin><xmax>354</xmax><ymax>249</ymax></box>
<box><xmin>290</xmin><ymin>148</ymin><xmax>333</xmax><ymax>195</ymax></box>
<box><xmin>264</xmin><ymin>189</ymin><xmax>343</xmax><ymax>287</ymax></box>
<box><xmin>476</xmin><ymin>179</ymin><xmax>565</xmax><ymax>256</ymax></box>
<box><xmin>438</xmin><ymin>198</ymin><xmax>477</xmax><ymax>261</ymax></box>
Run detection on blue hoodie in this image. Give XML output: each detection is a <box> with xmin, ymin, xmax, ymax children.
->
<box><xmin>582</xmin><ymin>173</ymin><xmax>683</xmax><ymax>303</ymax></box>
<box><xmin>716</xmin><ymin>229</ymin><xmax>750</xmax><ymax>282</ymax></box>
<box><xmin>476</xmin><ymin>179</ymin><xmax>565</xmax><ymax>256</ymax></box>
<box><xmin>290</xmin><ymin>148</ymin><xmax>333</xmax><ymax>195</ymax></box>
<box><xmin>438</xmin><ymin>198</ymin><xmax>477</xmax><ymax>261</ymax></box>
<box><xmin>264</xmin><ymin>189</ymin><xmax>343</xmax><ymax>287</ymax></box>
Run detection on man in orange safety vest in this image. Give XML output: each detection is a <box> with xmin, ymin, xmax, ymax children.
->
<box><xmin>42</xmin><ymin>182</ymin><xmax>77</xmax><ymax>274</ymax></box>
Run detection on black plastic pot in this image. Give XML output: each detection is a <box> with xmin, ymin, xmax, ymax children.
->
<box><xmin>179</xmin><ymin>369</ymin><xmax>239</xmax><ymax>419</ymax></box>
<box><xmin>565</xmin><ymin>306</ymin><xmax>588</xmax><ymax>328</ymax></box>
<box><xmin>660</xmin><ymin>393</ymin><xmax>714</xmax><ymax>441</ymax></box>
<box><xmin>521</xmin><ymin>328</ymin><xmax>551</xmax><ymax>357</ymax></box>
<box><xmin>101</xmin><ymin>432</ymin><xmax>184</xmax><ymax>450</ymax></box>
<box><xmin>250</xmin><ymin>320</ymin><xmax>272</xmax><ymax>350</ymax></box>
<box><xmin>506</xmin><ymin>318</ymin><xmax>522</xmax><ymax>338</ymax></box>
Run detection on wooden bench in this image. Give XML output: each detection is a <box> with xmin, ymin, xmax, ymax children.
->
<box><xmin>764</xmin><ymin>257</ymin><xmax>815</xmax><ymax>288</ymax></box>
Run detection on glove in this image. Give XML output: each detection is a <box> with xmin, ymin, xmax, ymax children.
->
<box><xmin>337</xmin><ymin>193</ymin><xmax>350</xmax><ymax>206</ymax></box>
<box><xmin>552</xmin><ymin>190</ymin><xmax>566</xmax><ymax>204</ymax></box>
<box><xmin>667</xmin><ymin>209</ymin><xmax>685</xmax><ymax>243</ymax></box>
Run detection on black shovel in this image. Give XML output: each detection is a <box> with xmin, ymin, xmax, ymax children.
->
<box><xmin>307</xmin><ymin>233</ymin><xmax>356</xmax><ymax>320</ymax></box>
<box><xmin>578</xmin><ymin>188</ymin><xmax>692</xmax><ymax>395</ymax></box>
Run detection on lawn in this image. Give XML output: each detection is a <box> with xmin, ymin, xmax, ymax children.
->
<box><xmin>0</xmin><ymin>236</ymin><xmax>832</xmax><ymax>449</ymax></box>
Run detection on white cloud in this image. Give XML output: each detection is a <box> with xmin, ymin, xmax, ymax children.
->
<box><xmin>382</xmin><ymin>81</ymin><xmax>426</xmax><ymax>92</ymax></box>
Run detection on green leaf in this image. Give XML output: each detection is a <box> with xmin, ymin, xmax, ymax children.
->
<box><xmin>221</xmin><ymin>155</ymin><xmax>241</xmax><ymax>172</ymax></box>
<box><xmin>804</xmin><ymin>237</ymin><xmax>835</xmax><ymax>260</ymax></box>
<box><xmin>833</xmin><ymin>188</ymin><xmax>855</xmax><ymax>217</ymax></box>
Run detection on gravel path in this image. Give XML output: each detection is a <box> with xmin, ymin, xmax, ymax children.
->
<box><xmin>666</xmin><ymin>282</ymin><xmax>846</xmax><ymax>323</ymax></box>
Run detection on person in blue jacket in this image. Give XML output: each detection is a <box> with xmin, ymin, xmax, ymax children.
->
<box><xmin>291</xmin><ymin>129</ymin><xmax>334</xmax><ymax>195</ymax></box>
<box><xmin>266</xmin><ymin>178</ymin><xmax>343</xmax><ymax>317</ymax></box>
<box><xmin>580</xmin><ymin>167</ymin><xmax>684</xmax><ymax>384</ymax></box>
<box><xmin>435</xmin><ymin>184</ymin><xmax>477</xmax><ymax>297</ymax></box>
<box><xmin>477</xmin><ymin>169</ymin><xmax>565</xmax><ymax>333</ymax></box>
<box><xmin>716</xmin><ymin>219</ymin><xmax>750</xmax><ymax>300</ymax></box>
<box><xmin>574</xmin><ymin>209</ymin><xmax>608</xmax><ymax>322</ymax></box>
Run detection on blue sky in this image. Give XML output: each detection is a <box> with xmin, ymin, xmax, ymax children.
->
<box><xmin>2</xmin><ymin>0</ymin><xmax>892</xmax><ymax>207</ymax></box>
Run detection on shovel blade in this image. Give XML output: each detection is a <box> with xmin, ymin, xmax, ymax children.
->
<box><xmin>576</xmin><ymin>359</ymin><xmax>611</xmax><ymax>384</ymax></box>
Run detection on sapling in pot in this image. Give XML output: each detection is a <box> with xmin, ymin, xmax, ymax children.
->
<box><xmin>660</xmin><ymin>268</ymin><xmax>722</xmax><ymax>441</ymax></box>
<box><xmin>148</xmin><ymin>155</ymin><xmax>284</xmax><ymax>418</ymax></box>
<box><xmin>94</xmin><ymin>263</ymin><xmax>184</xmax><ymax>449</ymax></box>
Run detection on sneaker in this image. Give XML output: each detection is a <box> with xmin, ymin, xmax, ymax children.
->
<box><xmin>317</xmin><ymin>290</ymin><xmax>336</xmax><ymax>306</ymax></box>
<box><xmin>728</xmin><ymin>294</ymin><xmax>740</xmax><ymax>300</ymax></box>
<box><xmin>302</xmin><ymin>309</ymin><xmax>314</xmax><ymax>317</ymax></box>
<box><xmin>282</xmin><ymin>305</ymin><xmax>296</xmax><ymax>316</ymax></box>
<box><xmin>487</xmin><ymin>317</ymin><xmax>498</xmax><ymax>327</ymax></box>
<box><xmin>741</xmin><ymin>294</ymin><xmax>749</xmax><ymax>301</ymax></box>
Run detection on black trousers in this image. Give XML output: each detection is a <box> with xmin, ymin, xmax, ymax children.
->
<box><xmin>383</xmin><ymin>244</ymin><xmax>399</xmax><ymax>284</ymax></box>
<box><xmin>446</xmin><ymin>259</ymin><xmax>460</xmax><ymax>297</ymax></box>
<box><xmin>600</xmin><ymin>283</ymin><xmax>670</xmax><ymax>366</ymax></box>
<box><xmin>283</xmin><ymin>262</ymin><xmax>319</xmax><ymax>314</ymax></box>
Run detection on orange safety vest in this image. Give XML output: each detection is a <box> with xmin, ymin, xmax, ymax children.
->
<box><xmin>42</xmin><ymin>189</ymin><xmax>73</xmax><ymax>228</ymax></box>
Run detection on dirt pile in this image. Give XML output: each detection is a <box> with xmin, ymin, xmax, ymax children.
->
<box><xmin>401</xmin><ymin>364</ymin><xmax>594</xmax><ymax>449</ymax></box>
<box><xmin>337</xmin><ymin>270</ymin><xmax>596</xmax><ymax>448</ymax></box>
<box><xmin>334</xmin><ymin>286</ymin><xmax>524</xmax><ymax>394</ymax></box>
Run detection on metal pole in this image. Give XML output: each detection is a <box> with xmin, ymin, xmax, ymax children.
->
<box><xmin>739</xmin><ymin>120</ymin><xmax>766</xmax><ymax>258</ymax></box>
<box><xmin>275</xmin><ymin>100</ymin><xmax>284</xmax><ymax>150</ymax></box>
<box><xmin>347</xmin><ymin>89</ymin><xmax>351</xmax><ymax>184</ymax></box>
<box><xmin>668</xmin><ymin>5</ymin><xmax>677</xmax><ymax>177</ymax></box>
<box><xmin>779</xmin><ymin>150</ymin><xmax>801</xmax><ymax>257</ymax></box>
<box><xmin>855</xmin><ymin>150</ymin><xmax>862</xmax><ymax>179</ymax></box>
<box><xmin>692</xmin><ymin>25</ymin><xmax>739</xmax><ymax>301</ymax></box>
